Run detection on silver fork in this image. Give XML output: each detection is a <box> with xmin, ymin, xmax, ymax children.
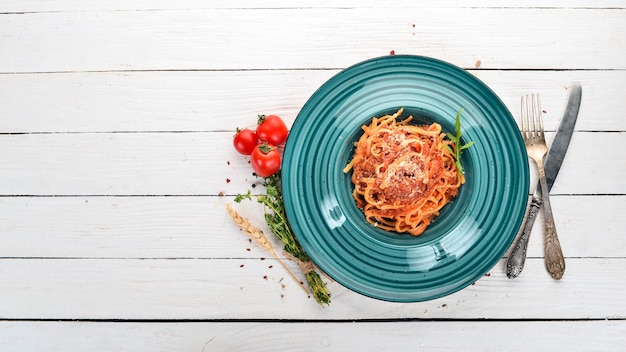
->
<box><xmin>521</xmin><ymin>94</ymin><xmax>565</xmax><ymax>280</ymax></box>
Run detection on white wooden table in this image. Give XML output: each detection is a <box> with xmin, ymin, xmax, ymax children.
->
<box><xmin>1</xmin><ymin>1</ymin><xmax>625</xmax><ymax>351</ymax></box>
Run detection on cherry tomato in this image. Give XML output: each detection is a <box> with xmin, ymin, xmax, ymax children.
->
<box><xmin>233</xmin><ymin>128</ymin><xmax>258</xmax><ymax>155</ymax></box>
<box><xmin>256</xmin><ymin>114</ymin><xmax>288</xmax><ymax>146</ymax></box>
<box><xmin>250</xmin><ymin>142</ymin><xmax>281</xmax><ymax>177</ymax></box>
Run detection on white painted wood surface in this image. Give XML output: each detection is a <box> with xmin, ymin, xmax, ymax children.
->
<box><xmin>2</xmin><ymin>320</ymin><xmax>624</xmax><ymax>352</ymax></box>
<box><xmin>1</xmin><ymin>1</ymin><xmax>625</xmax><ymax>351</ymax></box>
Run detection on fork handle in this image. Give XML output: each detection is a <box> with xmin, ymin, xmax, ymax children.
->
<box><xmin>537</xmin><ymin>162</ymin><xmax>566</xmax><ymax>280</ymax></box>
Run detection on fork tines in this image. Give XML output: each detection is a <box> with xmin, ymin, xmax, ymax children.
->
<box><xmin>520</xmin><ymin>94</ymin><xmax>544</xmax><ymax>141</ymax></box>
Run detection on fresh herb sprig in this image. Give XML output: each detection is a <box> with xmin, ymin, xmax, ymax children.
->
<box><xmin>445</xmin><ymin>108</ymin><xmax>474</xmax><ymax>181</ymax></box>
<box><xmin>235</xmin><ymin>173</ymin><xmax>331</xmax><ymax>306</ymax></box>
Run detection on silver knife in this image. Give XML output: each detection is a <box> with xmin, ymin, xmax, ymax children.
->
<box><xmin>506</xmin><ymin>82</ymin><xmax>582</xmax><ymax>279</ymax></box>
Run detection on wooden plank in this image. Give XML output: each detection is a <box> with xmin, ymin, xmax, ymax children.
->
<box><xmin>0</xmin><ymin>131</ymin><xmax>623</xmax><ymax>196</ymax></box>
<box><xmin>0</xmin><ymin>195</ymin><xmax>269</xmax><ymax>259</ymax></box>
<box><xmin>0</xmin><ymin>70</ymin><xmax>337</xmax><ymax>134</ymax></box>
<box><xmin>1</xmin><ymin>8</ymin><xmax>624</xmax><ymax>72</ymax></box>
<box><xmin>1</xmin><ymin>320</ymin><xmax>625</xmax><ymax>352</ymax></box>
<box><xmin>2</xmin><ymin>0</ymin><xmax>625</xmax><ymax>12</ymax></box>
<box><xmin>0</xmin><ymin>257</ymin><xmax>624</xmax><ymax>320</ymax></box>
<box><xmin>0</xmin><ymin>195</ymin><xmax>623</xmax><ymax>259</ymax></box>
<box><xmin>0</xmin><ymin>70</ymin><xmax>622</xmax><ymax>133</ymax></box>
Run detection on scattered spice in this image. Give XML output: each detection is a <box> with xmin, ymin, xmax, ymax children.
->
<box><xmin>226</xmin><ymin>178</ymin><xmax>231</xmax><ymax>183</ymax></box>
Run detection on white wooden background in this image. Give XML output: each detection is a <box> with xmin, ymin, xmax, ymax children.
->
<box><xmin>1</xmin><ymin>1</ymin><xmax>625</xmax><ymax>351</ymax></box>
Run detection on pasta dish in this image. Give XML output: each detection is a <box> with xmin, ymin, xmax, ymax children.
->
<box><xmin>343</xmin><ymin>108</ymin><xmax>464</xmax><ymax>236</ymax></box>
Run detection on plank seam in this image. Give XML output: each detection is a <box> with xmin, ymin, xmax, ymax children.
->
<box><xmin>0</xmin><ymin>317</ymin><xmax>624</xmax><ymax>323</ymax></box>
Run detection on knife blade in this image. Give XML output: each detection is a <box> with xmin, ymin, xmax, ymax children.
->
<box><xmin>506</xmin><ymin>82</ymin><xmax>582</xmax><ymax>279</ymax></box>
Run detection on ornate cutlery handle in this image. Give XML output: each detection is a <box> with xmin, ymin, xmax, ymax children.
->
<box><xmin>537</xmin><ymin>163</ymin><xmax>566</xmax><ymax>280</ymax></box>
<box><xmin>506</xmin><ymin>196</ymin><xmax>541</xmax><ymax>278</ymax></box>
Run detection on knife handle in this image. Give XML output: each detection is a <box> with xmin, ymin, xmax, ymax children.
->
<box><xmin>506</xmin><ymin>196</ymin><xmax>541</xmax><ymax>278</ymax></box>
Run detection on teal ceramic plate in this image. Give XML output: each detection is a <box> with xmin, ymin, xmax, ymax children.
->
<box><xmin>282</xmin><ymin>55</ymin><xmax>529</xmax><ymax>302</ymax></box>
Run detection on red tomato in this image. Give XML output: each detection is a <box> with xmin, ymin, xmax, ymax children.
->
<box><xmin>233</xmin><ymin>128</ymin><xmax>258</xmax><ymax>155</ymax></box>
<box><xmin>256</xmin><ymin>114</ymin><xmax>288</xmax><ymax>146</ymax></box>
<box><xmin>250</xmin><ymin>142</ymin><xmax>281</xmax><ymax>177</ymax></box>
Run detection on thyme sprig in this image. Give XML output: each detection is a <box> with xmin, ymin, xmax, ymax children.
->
<box><xmin>445</xmin><ymin>108</ymin><xmax>474</xmax><ymax>181</ymax></box>
<box><xmin>235</xmin><ymin>173</ymin><xmax>331</xmax><ymax>306</ymax></box>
